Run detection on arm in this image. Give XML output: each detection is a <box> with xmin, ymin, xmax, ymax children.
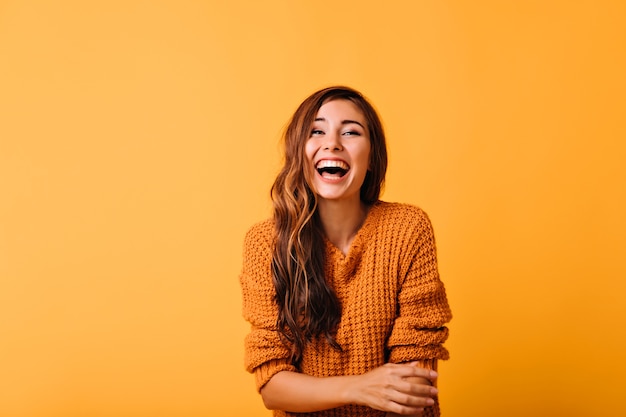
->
<box><xmin>387</xmin><ymin>209</ymin><xmax>452</xmax><ymax>364</ymax></box>
<box><xmin>261</xmin><ymin>363</ymin><xmax>438</xmax><ymax>414</ymax></box>
<box><xmin>240</xmin><ymin>222</ymin><xmax>298</xmax><ymax>390</ymax></box>
<box><xmin>386</xmin><ymin>209</ymin><xmax>452</xmax><ymax>417</ymax></box>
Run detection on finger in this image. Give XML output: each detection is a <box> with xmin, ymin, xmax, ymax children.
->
<box><xmin>396</xmin><ymin>364</ymin><xmax>438</xmax><ymax>381</ymax></box>
<box><xmin>412</xmin><ymin>366</ymin><xmax>438</xmax><ymax>382</ymax></box>
<box><xmin>385</xmin><ymin>389</ymin><xmax>436</xmax><ymax>409</ymax></box>
<box><xmin>396</xmin><ymin>379</ymin><xmax>439</xmax><ymax>398</ymax></box>
<box><xmin>387</xmin><ymin>404</ymin><xmax>425</xmax><ymax>416</ymax></box>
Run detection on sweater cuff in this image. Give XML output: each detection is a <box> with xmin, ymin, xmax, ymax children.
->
<box><xmin>388</xmin><ymin>343</ymin><xmax>450</xmax><ymax>364</ymax></box>
<box><xmin>254</xmin><ymin>358</ymin><xmax>297</xmax><ymax>392</ymax></box>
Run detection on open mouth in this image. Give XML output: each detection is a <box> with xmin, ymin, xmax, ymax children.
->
<box><xmin>316</xmin><ymin>160</ymin><xmax>350</xmax><ymax>179</ymax></box>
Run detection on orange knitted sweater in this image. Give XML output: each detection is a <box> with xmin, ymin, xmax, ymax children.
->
<box><xmin>240</xmin><ymin>201</ymin><xmax>452</xmax><ymax>417</ymax></box>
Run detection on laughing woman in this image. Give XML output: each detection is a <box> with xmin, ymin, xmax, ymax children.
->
<box><xmin>240</xmin><ymin>86</ymin><xmax>452</xmax><ymax>417</ymax></box>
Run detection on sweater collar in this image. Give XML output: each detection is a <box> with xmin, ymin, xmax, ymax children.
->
<box><xmin>324</xmin><ymin>201</ymin><xmax>383</xmax><ymax>271</ymax></box>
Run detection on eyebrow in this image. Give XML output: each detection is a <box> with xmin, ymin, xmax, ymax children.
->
<box><xmin>314</xmin><ymin>117</ymin><xmax>365</xmax><ymax>128</ymax></box>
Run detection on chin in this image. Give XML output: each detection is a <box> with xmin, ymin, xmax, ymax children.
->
<box><xmin>316</xmin><ymin>190</ymin><xmax>361</xmax><ymax>203</ymax></box>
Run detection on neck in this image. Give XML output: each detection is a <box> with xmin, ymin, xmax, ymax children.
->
<box><xmin>317</xmin><ymin>197</ymin><xmax>370</xmax><ymax>255</ymax></box>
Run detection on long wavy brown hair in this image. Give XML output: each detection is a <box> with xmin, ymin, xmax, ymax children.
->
<box><xmin>270</xmin><ymin>86</ymin><xmax>388</xmax><ymax>363</ymax></box>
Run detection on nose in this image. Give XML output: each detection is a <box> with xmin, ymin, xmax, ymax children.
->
<box><xmin>322</xmin><ymin>131</ymin><xmax>342</xmax><ymax>151</ymax></box>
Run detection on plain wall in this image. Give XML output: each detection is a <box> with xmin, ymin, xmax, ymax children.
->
<box><xmin>1</xmin><ymin>1</ymin><xmax>625</xmax><ymax>416</ymax></box>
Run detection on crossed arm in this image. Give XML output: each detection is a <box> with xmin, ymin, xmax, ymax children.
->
<box><xmin>260</xmin><ymin>362</ymin><xmax>438</xmax><ymax>416</ymax></box>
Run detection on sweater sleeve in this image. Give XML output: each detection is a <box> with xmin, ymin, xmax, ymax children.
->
<box><xmin>387</xmin><ymin>209</ymin><xmax>452</xmax><ymax>366</ymax></box>
<box><xmin>240</xmin><ymin>221</ymin><xmax>297</xmax><ymax>391</ymax></box>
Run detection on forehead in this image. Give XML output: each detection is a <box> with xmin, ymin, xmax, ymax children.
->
<box><xmin>315</xmin><ymin>99</ymin><xmax>366</xmax><ymax>122</ymax></box>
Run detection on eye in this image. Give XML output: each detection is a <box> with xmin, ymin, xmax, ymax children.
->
<box><xmin>311</xmin><ymin>129</ymin><xmax>324</xmax><ymax>136</ymax></box>
<box><xmin>342</xmin><ymin>130</ymin><xmax>361</xmax><ymax>136</ymax></box>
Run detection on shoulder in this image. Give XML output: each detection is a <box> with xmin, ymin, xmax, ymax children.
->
<box><xmin>244</xmin><ymin>218</ymin><xmax>275</xmax><ymax>242</ymax></box>
<box><xmin>374</xmin><ymin>201</ymin><xmax>433</xmax><ymax>232</ymax></box>
<box><xmin>243</xmin><ymin>218</ymin><xmax>275</xmax><ymax>253</ymax></box>
<box><xmin>241</xmin><ymin>219</ymin><xmax>275</xmax><ymax>282</ymax></box>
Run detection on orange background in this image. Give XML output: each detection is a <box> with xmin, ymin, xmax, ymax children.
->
<box><xmin>1</xmin><ymin>1</ymin><xmax>625</xmax><ymax>416</ymax></box>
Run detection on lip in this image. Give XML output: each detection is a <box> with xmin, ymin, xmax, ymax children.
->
<box><xmin>314</xmin><ymin>157</ymin><xmax>350</xmax><ymax>169</ymax></box>
<box><xmin>314</xmin><ymin>157</ymin><xmax>350</xmax><ymax>183</ymax></box>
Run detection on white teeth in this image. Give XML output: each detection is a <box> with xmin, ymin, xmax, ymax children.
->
<box><xmin>316</xmin><ymin>160</ymin><xmax>349</xmax><ymax>170</ymax></box>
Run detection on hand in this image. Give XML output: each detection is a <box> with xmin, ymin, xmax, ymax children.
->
<box><xmin>349</xmin><ymin>363</ymin><xmax>438</xmax><ymax>415</ymax></box>
<box><xmin>384</xmin><ymin>377</ymin><xmax>434</xmax><ymax>417</ymax></box>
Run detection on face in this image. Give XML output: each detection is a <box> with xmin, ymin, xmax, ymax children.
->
<box><xmin>305</xmin><ymin>99</ymin><xmax>371</xmax><ymax>204</ymax></box>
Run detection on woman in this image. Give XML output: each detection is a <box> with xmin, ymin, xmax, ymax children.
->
<box><xmin>240</xmin><ymin>86</ymin><xmax>452</xmax><ymax>417</ymax></box>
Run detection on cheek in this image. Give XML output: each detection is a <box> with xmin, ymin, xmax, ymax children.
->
<box><xmin>304</xmin><ymin>140</ymin><xmax>316</xmax><ymax>160</ymax></box>
<box><xmin>360</xmin><ymin>145</ymin><xmax>372</xmax><ymax>170</ymax></box>
<box><xmin>303</xmin><ymin>142</ymin><xmax>318</xmax><ymax>179</ymax></box>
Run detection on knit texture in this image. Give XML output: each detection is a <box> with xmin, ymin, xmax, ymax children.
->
<box><xmin>240</xmin><ymin>201</ymin><xmax>452</xmax><ymax>417</ymax></box>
